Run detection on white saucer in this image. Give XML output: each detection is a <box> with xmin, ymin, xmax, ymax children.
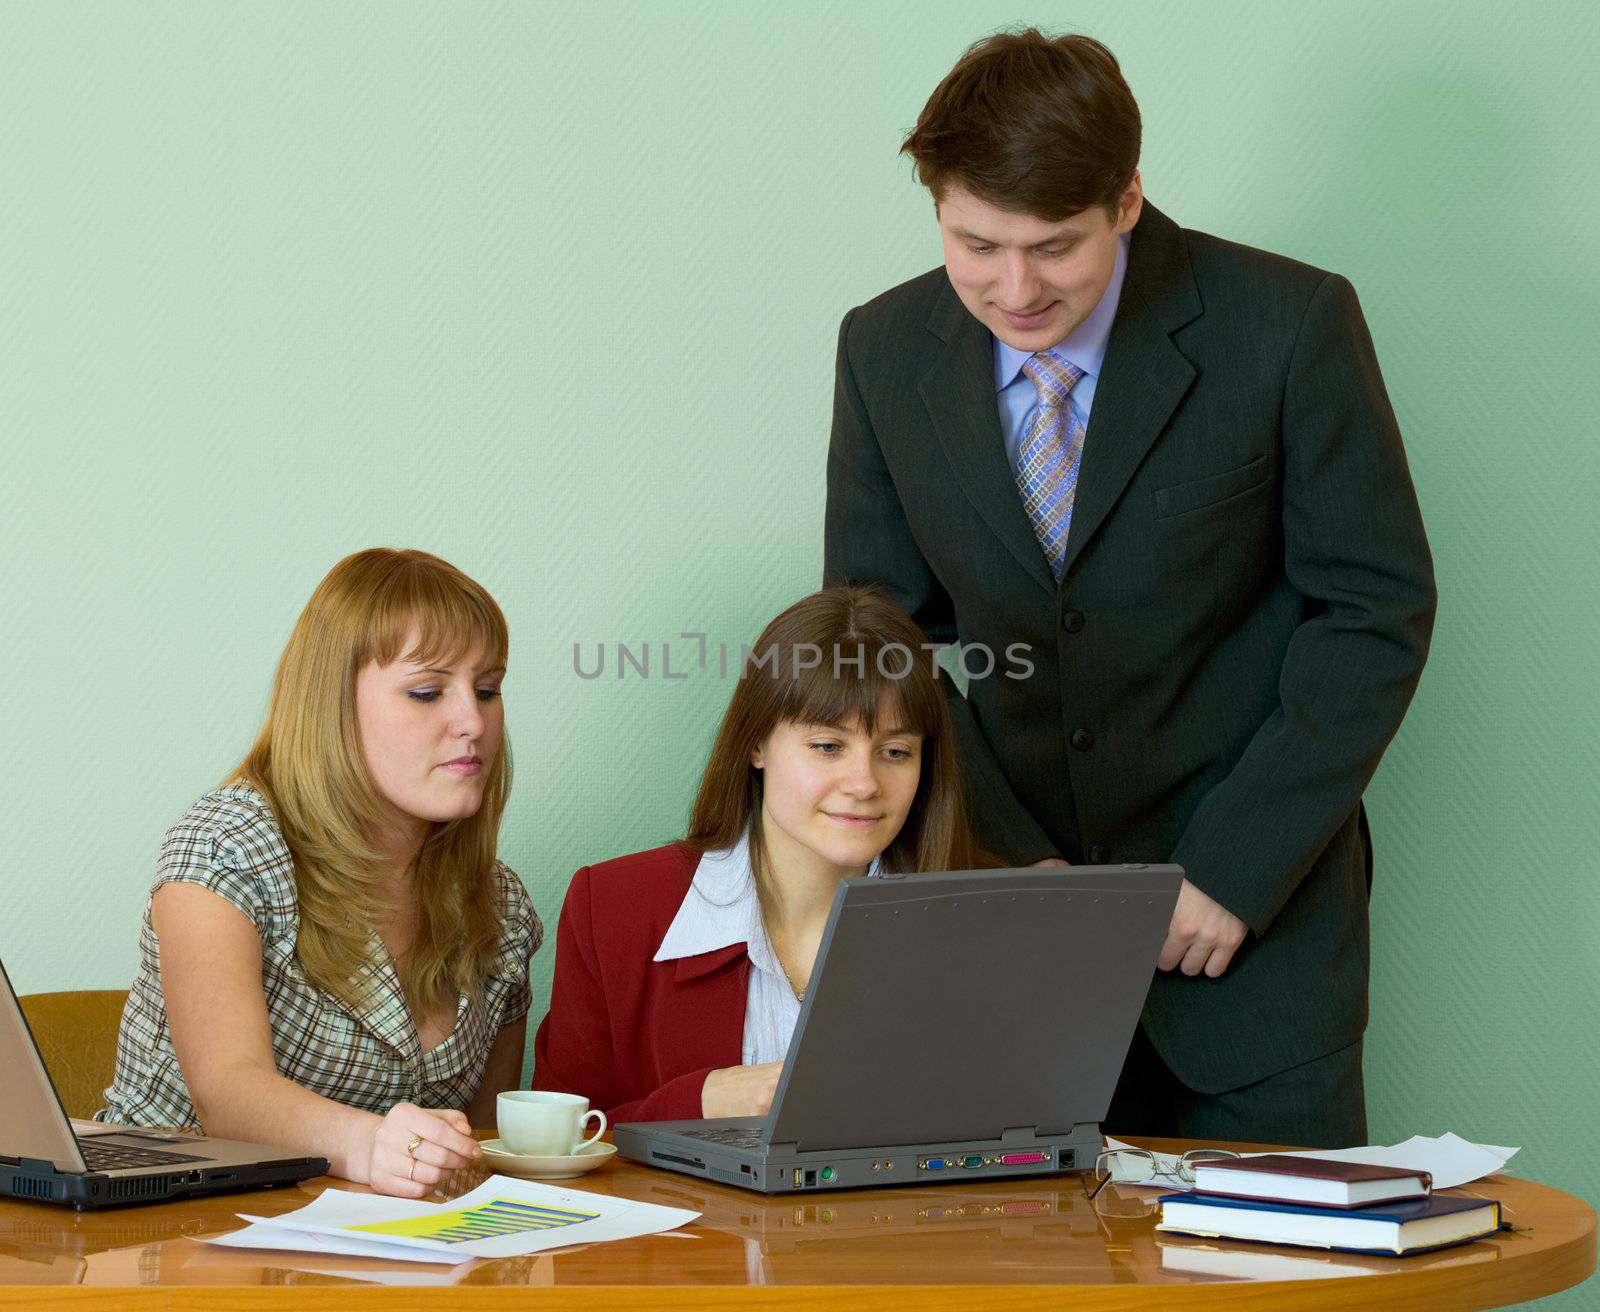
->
<box><xmin>481</xmin><ymin>1139</ymin><xmax>617</xmax><ymax>1179</ymax></box>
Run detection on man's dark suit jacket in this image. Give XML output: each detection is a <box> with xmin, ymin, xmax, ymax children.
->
<box><xmin>823</xmin><ymin>202</ymin><xmax>1436</xmax><ymax>1095</ymax></box>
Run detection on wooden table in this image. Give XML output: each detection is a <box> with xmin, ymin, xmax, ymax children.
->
<box><xmin>0</xmin><ymin>1137</ymin><xmax>1591</xmax><ymax>1309</ymax></box>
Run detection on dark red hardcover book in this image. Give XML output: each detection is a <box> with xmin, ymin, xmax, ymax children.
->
<box><xmin>1192</xmin><ymin>1154</ymin><xmax>1433</xmax><ymax>1208</ymax></box>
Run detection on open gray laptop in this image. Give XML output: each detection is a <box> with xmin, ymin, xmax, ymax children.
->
<box><xmin>615</xmin><ymin>863</ymin><xmax>1182</xmax><ymax>1193</ymax></box>
<box><xmin>0</xmin><ymin>958</ymin><xmax>328</xmax><ymax>1210</ymax></box>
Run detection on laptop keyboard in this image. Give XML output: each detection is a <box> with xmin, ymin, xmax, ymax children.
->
<box><xmin>78</xmin><ymin>1140</ymin><xmax>209</xmax><ymax>1171</ymax></box>
<box><xmin>677</xmin><ymin>1126</ymin><xmax>767</xmax><ymax>1150</ymax></box>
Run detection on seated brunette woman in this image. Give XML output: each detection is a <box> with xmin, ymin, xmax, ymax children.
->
<box><xmin>532</xmin><ymin>585</ymin><xmax>978</xmax><ymax>1121</ymax></box>
<box><xmin>98</xmin><ymin>548</ymin><xmax>541</xmax><ymax>1197</ymax></box>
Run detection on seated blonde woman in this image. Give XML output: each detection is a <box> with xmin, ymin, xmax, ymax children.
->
<box><xmin>98</xmin><ymin>548</ymin><xmax>541</xmax><ymax>1197</ymax></box>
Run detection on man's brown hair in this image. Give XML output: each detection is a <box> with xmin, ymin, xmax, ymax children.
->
<box><xmin>901</xmin><ymin>29</ymin><xmax>1141</xmax><ymax>220</ymax></box>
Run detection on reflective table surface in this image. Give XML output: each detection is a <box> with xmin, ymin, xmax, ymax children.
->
<box><xmin>0</xmin><ymin>1136</ymin><xmax>1591</xmax><ymax>1309</ymax></box>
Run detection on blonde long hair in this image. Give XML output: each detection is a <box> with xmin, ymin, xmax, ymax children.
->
<box><xmin>231</xmin><ymin>548</ymin><xmax>511</xmax><ymax>1019</ymax></box>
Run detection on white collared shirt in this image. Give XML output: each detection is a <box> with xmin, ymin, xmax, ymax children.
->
<box><xmin>653</xmin><ymin>832</ymin><xmax>878</xmax><ymax>1066</ymax></box>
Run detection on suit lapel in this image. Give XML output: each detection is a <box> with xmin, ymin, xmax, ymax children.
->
<box><xmin>916</xmin><ymin>203</ymin><xmax>1204</xmax><ymax>588</ymax></box>
<box><xmin>919</xmin><ymin>298</ymin><xmax>1058</xmax><ymax>599</ymax></box>
<box><xmin>1060</xmin><ymin>203</ymin><xmax>1202</xmax><ymax>578</ymax></box>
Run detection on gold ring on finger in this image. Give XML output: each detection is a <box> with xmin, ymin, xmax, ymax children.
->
<box><xmin>407</xmin><ymin>1158</ymin><xmax>417</xmax><ymax>1181</ymax></box>
<box><xmin>406</xmin><ymin>1134</ymin><xmax>423</xmax><ymax>1157</ymax></box>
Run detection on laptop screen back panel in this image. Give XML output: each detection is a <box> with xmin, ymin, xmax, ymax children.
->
<box><xmin>766</xmin><ymin>866</ymin><xmax>1181</xmax><ymax>1154</ymax></box>
<box><xmin>0</xmin><ymin>959</ymin><xmax>88</xmax><ymax>1173</ymax></box>
<box><xmin>3</xmin><ymin>958</ymin><xmax>331</xmax><ymax>1208</ymax></box>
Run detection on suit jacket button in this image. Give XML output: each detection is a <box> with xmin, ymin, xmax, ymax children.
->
<box><xmin>1088</xmin><ymin>844</ymin><xmax>1111</xmax><ymax>863</ymax></box>
<box><xmin>1070</xmin><ymin>728</ymin><xmax>1095</xmax><ymax>751</ymax></box>
<box><xmin>1061</xmin><ymin>609</ymin><xmax>1085</xmax><ymax>633</ymax></box>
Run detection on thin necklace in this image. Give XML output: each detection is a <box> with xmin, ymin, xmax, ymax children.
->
<box><xmin>778</xmin><ymin>959</ymin><xmax>806</xmax><ymax>1003</ymax></box>
<box><xmin>755</xmin><ymin>872</ymin><xmax>808</xmax><ymax>1001</ymax></box>
<box><xmin>767</xmin><ymin>918</ymin><xmax>808</xmax><ymax>1000</ymax></box>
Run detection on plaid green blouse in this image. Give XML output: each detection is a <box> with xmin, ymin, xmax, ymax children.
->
<box><xmin>97</xmin><ymin>786</ymin><xmax>541</xmax><ymax>1129</ymax></box>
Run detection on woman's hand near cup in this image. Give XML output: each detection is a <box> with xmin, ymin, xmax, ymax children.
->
<box><xmin>360</xmin><ymin>1102</ymin><xmax>482</xmax><ymax>1198</ymax></box>
<box><xmin>701</xmin><ymin>1061</ymin><xmax>783</xmax><ymax>1118</ymax></box>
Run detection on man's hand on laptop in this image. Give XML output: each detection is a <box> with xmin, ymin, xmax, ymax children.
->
<box><xmin>702</xmin><ymin>1061</ymin><xmax>784</xmax><ymax>1118</ymax></box>
<box><xmin>1158</xmin><ymin>879</ymin><xmax>1248</xmax><ymax>978</ymax></box>
<box><xmin>362</xmin><ymin>1103</ymin><xmax>481</xmax><ymax>1198</ymax></box>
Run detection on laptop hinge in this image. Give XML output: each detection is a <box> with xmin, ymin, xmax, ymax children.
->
<box><xmin>1000</xmin><ymin>1126</ymin><xmax>1041</xmax><ymax>1143</ymax></box>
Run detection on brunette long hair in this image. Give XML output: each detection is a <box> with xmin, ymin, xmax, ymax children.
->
<box><xmin>685</xmin><ymin>586</ymin><xmax>977</xmax><ymax>877</ymax></box>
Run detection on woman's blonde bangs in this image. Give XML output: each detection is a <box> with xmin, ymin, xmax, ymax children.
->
<box><xmin>362</xmin><ymin>557</ymin><xmax>509</xmax><ymax>674</ymax></box>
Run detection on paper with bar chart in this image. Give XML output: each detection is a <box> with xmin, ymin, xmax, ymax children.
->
<box><xmin>350</xmin><ymin>1196</ymin><xmax>598</xmax><ymax>1244</ymax></box>
<box><xmin>201</xmin><ymin>1174</ymin><xmax>699</xmax><ymax>1263</ymax></box>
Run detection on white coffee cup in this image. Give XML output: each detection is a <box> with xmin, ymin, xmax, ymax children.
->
<box><xmin>496</xmin><ymin>1090</ymin><xmax>607</xmax><ymax>1157</ymax></box>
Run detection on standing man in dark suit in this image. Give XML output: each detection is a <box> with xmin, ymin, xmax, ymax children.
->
<box><xmin>823</xmin><ymin>30</ymin><xmax>1436</xmax><ymax>1146</ymax></box>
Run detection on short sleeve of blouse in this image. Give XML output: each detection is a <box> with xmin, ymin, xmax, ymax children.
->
<box><xmin>491</xmin><ymin>861</ymin><xmax>542</xmax><ymax>1028</ymax></box>
<box><xmin>150</xmin><ymin>788</ymin><xmax>298</xmax><ymax>946</ymax></box>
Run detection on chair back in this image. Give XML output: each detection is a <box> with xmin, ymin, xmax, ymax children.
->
<box><xmin>17</xmin><ymin>990</ymin><xmax>128</xmax><ymax>1119</ymax></box>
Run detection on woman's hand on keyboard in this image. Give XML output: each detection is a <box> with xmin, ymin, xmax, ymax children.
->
<box><xmin>701</xmin><ymin>1062</ymin><xmax>784</xmax><ymax>1119</ymax></box>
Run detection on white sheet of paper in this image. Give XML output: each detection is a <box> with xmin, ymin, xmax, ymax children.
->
<box><xmin>1103</xmin><ymin>1132</ymin><xmax>1520</xmax><ymax>1192</ymax></box>
<box><xmin>202</xmin><ymin>1217</ymin><xmax>475</xmax><ymax>1265</ymax></box>
<box><xmin>200</xmin><ymin>1174</ymin><xmax>700</xmax><ymax>1263</ymax></box>
<box><xmin>202</xmin><ymin>1220</ymin><xmax>473</xmax><ymax>1264</ymax></box>
<box><xmin>1252</xmin><ymin>1133</ymin><xmax>1519</xmax><ymax>1189</ymax></box>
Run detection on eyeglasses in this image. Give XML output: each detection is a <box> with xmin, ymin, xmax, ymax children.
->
<box><xmin>1087</xmin><ymin>1147</ymin><xmax>1241</xmax><ymax>1201</ymax></box>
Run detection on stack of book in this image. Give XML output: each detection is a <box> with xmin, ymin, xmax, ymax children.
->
<box><xmin>1156</xmin><ymin>1154</ymin><xmax>1503</xmax><ymax>1257</ymax></box>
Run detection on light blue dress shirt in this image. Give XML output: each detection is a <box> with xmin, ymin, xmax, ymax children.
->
<box><xmin>993</xmin><ymin>233</ymin><xmax>1130</xmax><ymax>475</ymax></box>
<box><xmin>653</xmin><ymin>832</ymin><xmax>879</xmax><ymax>1067</ymax></box>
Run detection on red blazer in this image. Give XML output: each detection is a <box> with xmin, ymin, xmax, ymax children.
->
<box><xmin>531</xmin><ymin>843</ymin><xmax>749</xmax><ymax>1122</ymax></box>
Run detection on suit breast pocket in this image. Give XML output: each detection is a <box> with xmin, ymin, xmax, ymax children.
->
<box><xmin>1154</xmin><ymin>455</ymin><xmax>1271</xmax><ymax>520</ymax></box>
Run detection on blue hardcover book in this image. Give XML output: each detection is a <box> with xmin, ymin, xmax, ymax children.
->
<box><xmin>1156</xmin><ymin>1189</ymin><xmax>1502</xmax><ymax>1256</ymax></box>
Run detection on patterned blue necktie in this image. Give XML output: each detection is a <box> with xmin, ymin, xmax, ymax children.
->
<box><xmin>1016</xmin><ymin>351</ymin><xmax>1087</xmax><ymax>581</ymax></box>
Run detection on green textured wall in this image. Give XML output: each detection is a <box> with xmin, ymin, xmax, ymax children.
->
<box><xmin>3</xmin><ymin>3</ymin><xmax>1594</xmax><ymax>1302</ymax></box>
